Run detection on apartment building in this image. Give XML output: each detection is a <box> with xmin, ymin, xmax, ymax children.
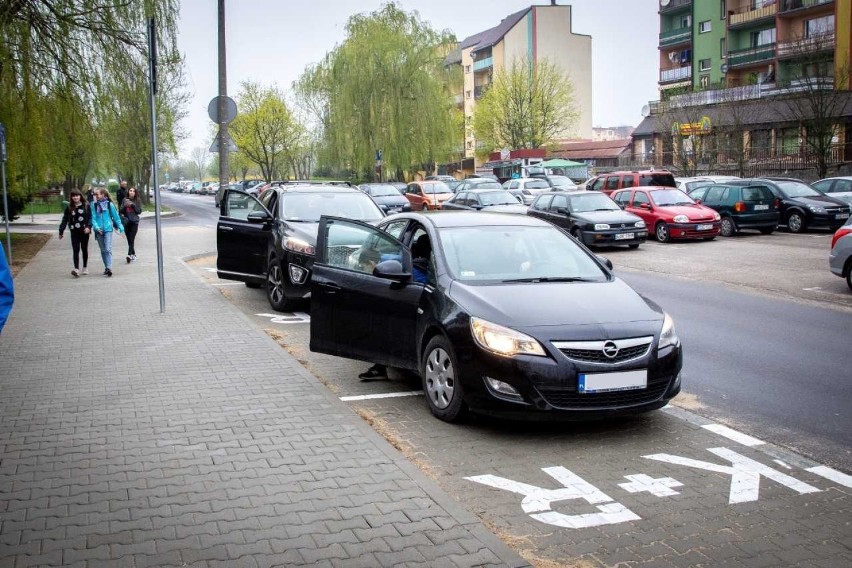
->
<box><xmin>447</xmin><ymin>1</ymin><xmax>592</xmax><ymax>162</ymax></box>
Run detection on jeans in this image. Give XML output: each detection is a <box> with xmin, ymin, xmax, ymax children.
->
<box><xmin>94</xmin><ymin>231</ymin><xmax>113</xmax><ymax>269</ymax></box>
<box><xmin>70</xmin><ymin>231</ymin><xmax>89</xmax><ymax>269</ymax></box>
<box><xmin>125</xmin><ymin>222</ymin><xmax>138</xmax><ymax>256</ymax></box>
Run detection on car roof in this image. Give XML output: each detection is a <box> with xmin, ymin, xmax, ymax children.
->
<box><xmin>387</xmin><ymin>211</ymin><xmax>549</xmax><ymax>229</ymax></box>
<box><xmin>815</xmin><ymin>176</ymin><xmax>852</xmax><ymax>181</ymax></box>
<box><xmin>274</xmin><ymin>184</ymin><xmax>362</xmax><ymax>194</ymax></box>
<box><xmin>464</xmin><ymin>188</ymin><xmax>510</xmax><ymax>193</ymax></box>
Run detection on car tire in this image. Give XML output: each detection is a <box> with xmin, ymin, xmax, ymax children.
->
<box><xmin>847</xmin><ymin>268</ymin><xmax>852</xmax><ymax>293</ymax></box>
<box><xmin>421</xmin><ymin>335</ymin><xmax>466</xmax><ymax>423</ymax></box>
<box><xmin>655</xmin><ymin>222</ymin><xmax>670</xmax><ymax>243</ymax></box>
<box><xmin>759</xmin><ymin>227</ymin><xmax>775</xmax><ymax>235</ymax></box>
<box><xmin>266</xmin><ymin>256</ymin><xmax>293</xmax><ymax>312</ymax></box>
<box><xmin>720</xmin><ymin>217</ymin><xmax>736</xmax><ymax>237</ymax></box>
<box><xmin>786</xmin><ymin>211</ymin><xmax>806</xmax><ymax>233</ymax></box>
<box><xmin>628</xmin><ymin>244</ymin><xmax>640</xmax><ymax>249</ymax></box>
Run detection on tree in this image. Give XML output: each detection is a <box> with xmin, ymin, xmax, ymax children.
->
<box><xmin>473</xmin><ymin>57</ymin><xmax>578</xmax><ymax>154</ymax></box>
<box><xmin>190</xmin><ymin>147</ymin><xmax>208</xmax><ymax>181</ymax></box>
<box><xmin>299</xmin><ymin>3</ymin><xmax>460</xmax><ymax>179</ymax></box>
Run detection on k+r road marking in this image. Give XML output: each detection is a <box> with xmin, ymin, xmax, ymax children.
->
<box><xmin>256</xmin><ymin>312</ymin><xmax>311</xmax><ymax>324</ymax></box>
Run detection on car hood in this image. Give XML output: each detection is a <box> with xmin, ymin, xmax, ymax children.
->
<box><xmin>482</xmin><ymin>204</ymin><xmax>528</xmax><ymax>214</ymax></box>
<box><xmin>655</xmin><ymin>204</ymin><xmax>717</xmax><ymax>220</ymax></box>
<box><xmin>283</xmin><ymin>221</ymin><xmax>320</xmax><ymax>244</ymax></box>
<box><xmin>787</xmin><ymin>194</ymin><xmax>849</xmax><ymax>208</ymax></box>
<box><xmin>427</xmin><ymin>193</ymin><xmax>454</xmax><ymax>202</ymax></box>
<box><xmin>573</xmin><ymin>210</ymin><xmax>642</xmax><ymax>225</ymax></box>
<box><xmin>371</xmin><ymin>194</ymin><xmax>409</xmax><ymax>207</ymax></box>
<box><xmin>448</xmin><ymin>278</ymin><xmax>662</xmax><ymax>330</ymax></box>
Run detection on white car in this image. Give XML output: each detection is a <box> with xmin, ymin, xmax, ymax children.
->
<box><xmin>675</xmin><ymin>176</ymin><xmax>716</xmax><ymax>193</ymax></box>
<box><xmin>812</xmin><ymin>177</ymin><xmax>852</xmax><ymax>206</ymax></box>
<box><xmin>503</xmin><ymin>177</ymin><xmax>553</xmax><ymax>204</ymax></box>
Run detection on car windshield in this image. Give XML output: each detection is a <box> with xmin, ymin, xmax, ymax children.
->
<box><xmin>446</xmin><ymin>180</ymin><xmax>461</xmax><ymax>191</ymax></box>
<box><xmin>439</xmin><ymin>225</ymin><xmax>607</xmax><ymax>283</ymax></box>
<box><xmin>639</xmin><ymin>173</ymin><xmax>676</xmax><ymax>187</ymax></box>
<box><xmin>422</xmin><ymin>182</ymin><xmax>451</xmax><ymax>194</ymax></box>
<box><xmin>363</xmin><ymin>185</ymin><xmax>401</xmax><ymax>197</ymax></box>
<box><xmin>548</xmin><ymin>176</ymin><xmax>574</xmax><ymax>188</ymax></box>
<box><xmin>470</xmin><ymin>181</ymin><xmax>502</xmax><ymax>189</ymax></box>
<box><xmin>650</xmin><ymin>189</ymin><xmax>695</xmax><ymax>206</ymax></box>
<box><xmin>479</xmin><ymin>191</ymin><xmax>520</xmax><ymax>206</ymax></box>
<box><xmin>526</xmin><ymin>179</ymin><xmax>550</xmax><ymax>189</ymax></box>
<box><xmin>567</xmin><ymin>193</ymin><xmax>620</xmax><ymax>212</ymax></box>
<box><xmin>280</xmin><ymin>193</ymin><xmax>383</xmax><ymax>222</ymax></box>
<box><xmin>775</xmin><ymin>180</ymin><xmax>821</xmax><ymax>198</ymax></box>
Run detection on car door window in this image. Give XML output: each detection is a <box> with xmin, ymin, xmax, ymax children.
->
<box><xmin>381</xmin><ymin>220</ymin><xmax>409</xmax><ymax>240</ymax></box>
<box><xmin>612</xmin><ymin>191</ymin><xmax>630</xmax><ymax>207</ymax></box>
<box><xmin>605</xmin><ymin>176</ymin><xmax>620</xmax><ymax>190</ymax></box>
<box><xmin>533</xmin><ymin>194</ymin><xmax>553</xmax><ymax>210</ymax></box>
<box><xmin>704</xmin><ymin>186</ymin><xmax>725</xmax><ymax>203</ymax></box>
<box><xmin>324</xmin><ymin>219</ymin><xmax>406</xmax><ymax>275</ymax></box>
<box><xmin>260</xmin><ymin>189</ymin><xmax>278</xmax><ymax>217</ymax></box>
<box><xmin>690</xmin><ymin>187</ymin><xmax>709</xmax><ymax>201</ymax></box>
<box><xmin>835</xmin><ymin>180</ymin><xmax>852</xmax><ymax>192</ymax></box>
<box><xmin>509</xmin><ymin>181</ymin><xmax>518</xmax><ymax>189</ymax></box>
<box><xmin>550</xmin><ymin>194</ymin><xmax>568</xmax><ymax>212</ymax></box>
<box><xmin>632</xmin><ymin>192</ymin><xmax>649</xmax><ymax>207</ymax></box>
<box><xmin>224</xmin><ymin>190</ymin><xmax>266</xmax><ymax>220</ymax></box>
<box><xmin>621</xmin><ymin>176</ymin><xmax>635</xmax><ymax>188</ymax></box>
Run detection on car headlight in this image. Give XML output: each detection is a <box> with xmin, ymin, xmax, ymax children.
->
<box><xmin>635</xmin><ymin>220</ymin><xmax>646</xmax><ymax>228</ymax></box>
<box><xmin>658</xmin><ymin>313</ymin><xmax>679</xmax><ymax>350</ymax></box>
<box><xmin>673</xmin><ymin>215</ymin><xmax>689</xmax><ymax>223</ymax></box>
<box><xmin>284</xmin><ymin>237</ymin><xmax>315</xmax><ymax>255</ymax></box>
<box><xmin>713</xmin><ymin>212</ymin><xmax>721</xmax><ymax>221</ymax></box>
<box><xmin>470</xmin><ymin>317</ymin><xmax>546</xmax><ymax>357</ymax></box>
<box><xmin>808</xmin><ymin>205</ymin><xmax>825</xmax><ymax>213</ymax></box>
<box><xmin>594</xmin><ymin>223</ymin><xmax>611</xmax><ymax>231</ymax></box>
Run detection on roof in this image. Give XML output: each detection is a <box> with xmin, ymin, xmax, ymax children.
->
<box><xmin>460</xmin><ymin>8</ymin><xmax>530</xmax><ymax>54</ymax></box>
<box><xmin>552</xmin><ymin>139</ymin><xmax>632</xmax><ymax>160</ymax></box>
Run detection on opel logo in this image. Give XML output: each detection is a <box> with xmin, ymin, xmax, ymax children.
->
<box><xmin>602</xmin><ymin>341</ymin><xmax>619</xmax><ymax>359</ymax></box>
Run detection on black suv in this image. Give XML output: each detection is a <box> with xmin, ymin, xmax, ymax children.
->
<box><xmin>687</xmin><ymin>183</ymin><xmax>781</xmax><ymax>237</ymax></box>
<box><xmin>216</xmin><ymin>184</ymin><xmax>385</xmax><ymax>311</ymax></box>
<box><xmin>730</xmin><ymin>178</ymin><xmax>850</xmax><ymax>233</ymax></box>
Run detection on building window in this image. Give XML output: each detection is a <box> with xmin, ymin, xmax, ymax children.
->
<box><xmin>750</xmin><ymin>129</ymin><xmax>771</xmax><ymax>155</ymax></box>
<box><xmin>720</xmin><ymin>0</ymin><xmax>726</xmax><ymax>19</ymax></box>
<box><xmin>466</xmin><ymin>141</ymin><xmax>473</xmax><ymax>149</ymax></box>
<box><xmin>720</xmin><ymin>38</ymin><xmax>726</xmax><ymax>58</ymax></box>
<box><xmin>699</xmin><ymin>21</ymin><xmax>711</xmax><ymax>33</ymax></box>
<box><xmin>750</xmin><ymin>28</ymin><xmax>776</xmax><ymax>47</ymax></box>
<box><xmin>465</xmin><ymin>90</ymin><xmax>471</xmax><ymax>99</ymax></box>
<box><xmin>806</xmin><ymin>15</ymin><xmax>834</xmax><ymax>38</ymax></box>
<box><xmin>680</xmin><ymin>14</ymin><xmax>692</xmax><ymax>28</ymax></box>
<box><xmin>465</xmin><ymin>115</ymin><xmax>472</xmax><ymax>126</ymax></box>
<box><xmin>777</xmin><ymin>127</ymin><xmax>799</xmax><ymax>156</ymax></box>
<box><xmin>465</xmin><ymin>65</ymin><xmax>471</xmax><ymax>74</ymax></box>
<box><xmin>699</xmin><ymin>74</ymin><xmax>710</xmax><ymax>88</ymax></box>
<box><xmin>699</xmin><ymin>59</ymin><xmax>712</xmax><ymax>72</ymax></box>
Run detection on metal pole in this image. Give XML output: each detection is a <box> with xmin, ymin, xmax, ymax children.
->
<box><xmin>148</xmin><ymin>17</ymin><xmax>166</xmax><ymax>313</ymax></box>
<box><xmin>1</xmin><ymin>162</ymin><xmax>10</xmax><ymax>262</ymax></box>
<box><xmin>217</xmin><ymin>0</ymin><xmax>228</xmax><ymax>187</ymax></box>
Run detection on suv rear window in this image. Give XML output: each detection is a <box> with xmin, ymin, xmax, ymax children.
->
<box><xmin>639</xmin><ymin>173</ymin><xmax>676</xmax><ymax>187</ymax></box>
<box><xmin>742</xmin><ymin>186</ymin><xmax>774</xmax><ymax>201</ymax></box>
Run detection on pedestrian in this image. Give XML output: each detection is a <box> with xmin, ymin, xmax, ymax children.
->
<box><xmin>120</xmin><ymin>186</ymin><xmax>142</xmax><ymax>263</ymax></box>
<box><xmin>58</xmin><ymin>188</ymin><xmax>92</xmax><ymax>277</ymax></box>
<box><xmin>84</xmin><ymin>183</ymin><xmax>95</xmax><ymax>206</ymax></box>
<box><xmin>90</xmin><ymin>187</ymin><xmax>125</xmax><ymax>277</ymax></box>
<box><xmin>116</xmin><ymin>180</ymin><xmax>128</xmax><ymax>208</ymax></box>
<box><xmin>0</xmin><ymin>241</ymin><xmax>13</xmax><ymax>334</ymax></box>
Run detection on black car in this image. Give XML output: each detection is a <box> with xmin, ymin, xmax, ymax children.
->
<box><xmin>216</xmin><ymin>185</ymin><xmax>385</xmax><ymax>311</ymax></box>
<box><xmin>528</xmin><ymin>191</ymin><xmax>647</xmax><ymax>248</ymax></box>
<box><xmin>442</xmin><ymin>189</ymin><xmax>527</xmax><ymax>214</ymax></box>
<box><xmin>688</xmin><ymin>183</ymin><xmax>781</xmax><ymax>237</ymax></box>
<box><xmin>309</xmin><ymin>211</ymin><xmax>683</xmax><ymax>422</ymax></box>
<box><xmin>733</xmin><ymin>178</ymin><xmax>850</xmax><ymax>233</ymax></box>
<box><xmin>358</xmin><ymin>183</ymin><xmax>411</xmax><ymax>214</ymax></box>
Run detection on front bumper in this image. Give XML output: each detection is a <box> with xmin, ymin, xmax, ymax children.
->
<box><xmin>581</xmin><ymin>228</ymin><xmax>648</xmax><ymax>247</ymax></box>
<box><xmin>809</xmin><ymin>211</ymin><xmax>851</xmax><ymax>229</ymax></box>
<box><xmin>668</xmin><ymin>221</ymin><xmax>720</xmax><ymax>239</ymax></box>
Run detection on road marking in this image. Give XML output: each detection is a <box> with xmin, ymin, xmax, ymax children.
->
<box><xmin>619</xmin><ymin>474</ymin><xmax>683</xmax><ymax>497</ymax></box>
<box><xmin>773</xmin><ymin>459</ymin><xmax>793</xmax><ymax>470</ymax></box>
<box><xmin>807</xmin><ymin>465</ymin><xmax>852</xmax><ymax>488</ymax></box>
<box><xmin>202</xmin><ymin>267</ymin><xmax>218</xmax><ymax>272</ymax></box>
<box><xmin>802</xmin><ymin>286</ymin><xmax>823</xmax><ymax>291</ymax></box>
<box><xmin>340</xmin><ymin>391</ymin><xmax>423</xmax><ymax>402</ymax></box>
<box><xmin>466</xmin><ymin>467</ymin><xmax>640</xmax><ymax>529</ymax></box>
<box><xmin>701</xmin><ymin>424</ymin><xmax>765</xmax><ymax>446</ymax></box>
<box><xmin>256</xmin><ymin>312</ymin><xmax>311</xmax><ymax>324</ymax></box>
<box><xmin>212</xmin><ymin>282</ymin><xmax>244</xmax><ymax>286</ymax></box>
<box><xmin>644</xmin><ymin>447</ymin><xmax>820</xmax><ymax>504</ymax></box>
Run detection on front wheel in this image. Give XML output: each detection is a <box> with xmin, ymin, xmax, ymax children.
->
<box><xmin>266</xmin><ymin>257</ymin><xmax>293</xmax><ymax>312</ymax></box>
<box><xmin>787</xmin><ymin>211</ymin><xmax>806</xmax><ymax>233</ymax></box>
<box><xmin>720</xmin><ymin>217</ymin><xmax>736</xmax><ymax>237</ymax></box>
<box><xmin>655</xmin><ymin>222</ymin><xmax>670</xmax><ymax>243</ymax></box>
<box><xmin>421</xmin><ymin>336</ymin><xmax>466</xmax><ymax>422</ymax></box>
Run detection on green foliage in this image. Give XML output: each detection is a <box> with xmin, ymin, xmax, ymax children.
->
<box><xmin>473</xmin><ymin>57</ymin><xmax>578</xmax><ymax>153</ymax></box>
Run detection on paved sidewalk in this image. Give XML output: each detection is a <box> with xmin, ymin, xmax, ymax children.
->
<box><xmin>0</xmin><ymin>226</ymin><xmax>528</xmax><ymax>567</ymax></box>
<box><xmin>8</xmin><ymin>211</ymin><xmax>175</xmax><ymax>227</ymax></box>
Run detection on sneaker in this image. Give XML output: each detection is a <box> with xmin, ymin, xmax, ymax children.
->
<box><xmin>82</xmin><ymin>267</ymin><xmax>88</xmax><ymax>275</ymax></box>
<box><xmin>131</xmin><ymin>254</ymin><xmax>137</xmax><ymax>262</ymax></box>
<box><xmin>126</xmin><ymin>255</ymin><xmax>131</xmax><ymax>264</ymax></box>
<box><xmin>71</xmin><ymin>269</ymin><xmax>79</xmax><ymax>278</ymax></box>
<box><xmin>105</xmin><ymin>268</ymin><xmax>112</xmax><ymax>277</ymax></box>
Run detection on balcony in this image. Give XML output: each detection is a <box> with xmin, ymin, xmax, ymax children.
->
<box><xmin>660</xmin><ymin>65</ymin><xmax>692</xmax><ymax>83</ymax></box>
<box><xmin>659</xmin><ymin>27</ymin><xmax>691</xmax><ymax>47</ymax></box>
<box><xmin>777</xmin><ymin>32</ymin><xmax>835</xmax><ymax>58</ymax></box>
<box><xmin>659</xmin><ymin>0</ymin><xmax>692</xmax><ymax>13</ymax></box>
<box><xmin>473</xmin><ymin>57</ymin><xmax>493</xmax><ymax>72</ymax></box>
<box><xmin>728</xmin><ymin>43</ymin><xmax>776</xmax><ymax>67</ymax></box>
<box><xmin>779</xmin><ymin>0</ymin><xmax>834</xmax><ymax>14</ymax></box>
<box><xmin>729</xmin><ymin>4</ymin><xmax>777</xmax><ymax>27</ymax></box>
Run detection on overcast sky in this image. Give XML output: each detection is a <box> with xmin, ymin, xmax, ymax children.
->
<box><xmin>176</xmin><ymin>0</ymin><xmax>659</xmax><ymax>158</ymax></box>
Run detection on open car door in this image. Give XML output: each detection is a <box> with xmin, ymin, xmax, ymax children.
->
<box><xmin>216</xmin><ymin>189</ymin><xmax>271</xmax><ymax>284</ymax></box>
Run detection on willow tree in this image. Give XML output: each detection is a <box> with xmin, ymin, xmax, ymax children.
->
<box><xmin>303</xmin><ymin>3</ymin><xmax>460</xmax><ymax>180</ymax></box>
<box><xmin>473</xmin><ymin>57</ymin><xmax>578</xmax><ymax>155</ymax></box>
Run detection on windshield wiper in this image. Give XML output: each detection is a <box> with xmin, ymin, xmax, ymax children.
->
<box><xmin>593</xmin><ymin>208</ymin><xmax>616</xmax><ymax>211</ymax></box>
<box><xmin>502</xmin><ymin>276</ymin><xmax>597</xmax><ymax>283</ymax></box>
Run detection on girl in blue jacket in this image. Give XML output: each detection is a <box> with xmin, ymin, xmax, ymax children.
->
<box><xmin>90</xmin><ymin>187</ymin><xmax>125</xmax><ymax>277</ymax></box>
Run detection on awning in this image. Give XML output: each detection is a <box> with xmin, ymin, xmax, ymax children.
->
<box><xmin>541</xmin><ymin>158</ymin><xmax>586</xmax><ymax>168</ymax></box>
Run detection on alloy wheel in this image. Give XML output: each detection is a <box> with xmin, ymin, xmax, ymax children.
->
<box><xmin>787</xmin><ymin>212</ymin><xmax>804</xmax><ymax>233</ymax></box>
<box><xmin>656</xmin><ymin>223</ymin><xmax>670</xmax><ymax>243</ymax></box>
<box><xmin>267</xmin><ymin>263</ymin><xmax>285</xmax><ymax>306</ymax></box>
<box><xmin>720</xmin><ymin>217</ymin><xmax>735</xmax><ymax>237</ymax></box>
<box><xmin>424</xmin><ymin>347</ymin><xmax>455</xmax><ymax>409</ymax></box>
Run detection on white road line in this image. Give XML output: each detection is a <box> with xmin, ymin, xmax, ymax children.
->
<box><xmin>701</xmin><ymin>424</ymin><xmax>765</xmax><ymax>447</ymax></box>
<box><xmin>340</xmin><ymin>391</ymin><xmax>423</xmax><ymax>402</ymax></box>
<box><xmin>212</xmin><ymin>282</ymin><xmax>244</xmax><ymax>286</ymax></box>
<box><xmin>807</xmin><ymin>465</ymin><xmax>852</xmax><ymax>488</ymax></box>
<box><xmin>773</xmin><ymin>459</ymin><xmax>793</xmax><ymax>470</ymax></box>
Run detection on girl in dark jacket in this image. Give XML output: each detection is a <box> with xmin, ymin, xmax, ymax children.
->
<box><xmin>121</xmin><ymin>187</ymin><xmax>142</xmax><ymax>263</ymax></box>
<box><xmin>59</xmin><ymin>189</ymin><xmax>92</xmax><ymax>277</ymax></box>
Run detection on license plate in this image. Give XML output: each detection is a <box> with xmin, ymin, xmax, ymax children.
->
<box><xmin>837</xmin><ymin>213</ymin><xmax>850</xmax><ymax>220</ymax></box>
<box><xmin>697</xmin><ymin>224</ymin><xmax>713</xmax><ymax>231</ymax></box>
<box><xmin>754</xmin><ymin>204</ymin><xmax>769</xmax><ymax>210</ymax></box>
<box><xmin>579</xmin><ymin>369</ymin><xmax>647</xmax><ymax>393</ymax></box>
<box><xmin>388</xmin><ymin>208</ymin><xmax>401</xmax><ymax>214</ymax></box>
<box><xmin>614</xmin><ymin>233</ymin><xmax>634</xmax><ymax>241</ymax></box>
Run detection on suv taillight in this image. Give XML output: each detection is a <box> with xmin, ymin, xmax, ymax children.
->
<box><xmin>734</xmin><ymin>201</ymin><xmax>746</xmax><ymax>213</ymax></box>
<box><xmin>773</xmin><ymin>198</ymin><xmax>781</xmax><ymax>209</ymax></box>
<box><xmin>831</xmin><ymin>227</ymin><xmax>852</xmax><ymax>250</ymax></box>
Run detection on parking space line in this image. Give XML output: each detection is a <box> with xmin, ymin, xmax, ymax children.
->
<box><xmin>807</xmin><ymin>466</ymin><xmax>852</xmax><ymax>488</ymax></box>
<box><xmin>701</xmin><ymin>423</ymin><xmax>765</xmax><ymax>446</ymax></box>
<box><xmin>340</xmin><ymin>391</ymin><xmax>423</xmax><ymax>402</ymax></box>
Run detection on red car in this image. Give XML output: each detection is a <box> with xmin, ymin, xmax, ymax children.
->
<box><xmin>611</xmin><ymin>187</ymin><xmax>721</xmax><ymax>243</ymax></box>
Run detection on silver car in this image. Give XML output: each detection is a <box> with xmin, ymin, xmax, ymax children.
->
<box><xmin>829</xmin><ymin>216</ymin><xmax>852</xmax><ymax>292</ymax></box>
<box><xmin>812</xmin><ymin>176</ymin><xmax>852</xmax><ymax>207</ymax></box>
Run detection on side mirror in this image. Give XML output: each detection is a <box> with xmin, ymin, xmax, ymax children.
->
<box><xmin>597</xmin><ymin>255</ymin><xmax>614</xmax><ymax>270</ymax></box>
<box><xmin>373</xmin><ymin>259</ymin><xmax>412</xmax><ymax>282</ymax></box>
<box><xmin>472</xmin><ymin>204</ymin><xmax>483</xmax><ymax>210</ymax></box>
<box><xmin>556</xmin><ymin>207</ymin><xmax>569</xmax><ymax>215</ymax></box>
<box><xmin>694</xmin><ymin>198</ymin><xmax>702</xmax><ymax>204</ymax></box>
<box><xmin>638</xmin><ymin>202</ymin><xmax>651</xmax><ymax>210</ymax></box>
<box><xmin>247</xmin><ymin>210</ymin><xmax>271</xmax><ymax>223</ymax></box>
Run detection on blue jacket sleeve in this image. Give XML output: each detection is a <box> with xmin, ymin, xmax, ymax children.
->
<box><xmin>109</xmin><ymin>203</ymin><xmax>125</xmax><ymax>233</ymax></box>
<box><xmin>0</xmin><ymin>242</ymin><xmax>14</xmax><ymax>333</ymax></box>
<box><xmin>90</xmin><ymin>203</ymin><xmax>102</xmax><ymax>233</ymax></box>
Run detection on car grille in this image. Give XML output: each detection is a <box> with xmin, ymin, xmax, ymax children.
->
<box><xmin>537</xmin><ymin>375</ymin><xmax>672</xmax><ymax>410</ymax></box>
<box><xmin>552</xmin><ymin>337</ymin><xmax>653</xmax><ymax>365</ymax></box>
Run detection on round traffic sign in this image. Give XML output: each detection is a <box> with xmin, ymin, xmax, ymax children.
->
<box><xmin>208</xmin><ymin>96</ymin><xmax>237</xmax><ymax>124</ymax></box>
